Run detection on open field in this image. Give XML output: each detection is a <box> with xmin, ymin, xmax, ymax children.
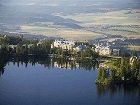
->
<box><xmin>61</xmin><ymin>10</ymin><xmax>140</xmax><ymax>25</ymax></box>
<box><xmin>20</xmin><ymin>10</ymin><xmax>140</xmax><ymax>40</ymax></box>
<box><xmin>1</xmin><ymin>1</ymin><xmax>140</xmax><ymax>40</ymax></box>
<box><xmin>59</xmin><ymin>10</ymin><xmax>140</xmax><ymax>39</ymax></box>
<box><xmin>21</xmin><ymin>25</ymin><xmax>103</xmax><ymax>40</ymax></box>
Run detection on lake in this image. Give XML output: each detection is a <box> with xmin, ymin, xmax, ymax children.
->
<box><xmin>0</xmin><ymin>57</ymin><xmax>140</xmax><ymax>105</ymax></box>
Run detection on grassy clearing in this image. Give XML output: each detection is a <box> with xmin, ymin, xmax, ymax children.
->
<box><xmin>21</xmin><ymin>25</ymin><xmax>103</xmax><ymax>40</ymax></box>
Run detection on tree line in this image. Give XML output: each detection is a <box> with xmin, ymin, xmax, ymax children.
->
<box><xmin>0</xmin><ymin>35</ymin><xmax>52</xmax><ymax>56</ymax></box>
<box><xmin>0</xmin><ymin>35</ymin><xmax>98</xmax><ymax>59</ymax></box>
<box><xmin>96</xmin><ymin>57</ymin><xmax>140</xmax><ymax>85</ymax></box>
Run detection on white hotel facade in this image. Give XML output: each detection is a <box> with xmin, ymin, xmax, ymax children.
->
<box><xmin>51</xmin><ymin>40</ymin><xmax>75</xmax><ymax>50</ymax></box>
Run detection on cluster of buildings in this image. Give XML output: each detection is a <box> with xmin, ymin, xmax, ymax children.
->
<box><xmin>51</xmin><ymin>39</ymin><xmax>121</xmax><ymax>56</ymax></box>
<box><xmin>94</xmin><ymin>43</ymin><xmax>120</xmax><ymax>56</ymax></box>
<box><xmin>95</xmin><ymin>45</ymin><xmax>112</xmax><ymax>56</ymax></box>
<box><xmin>51</xmin><ymin>40</ymin><xmax>75</xmax><ymax>50</ymax></box>
<box><xmin>0</xmin><ymin>37</ymin><xmax>122</xmax><ymax>57</ymax></box>
<box><xmin>51</xmin><ymin>39</ymin><xmax>87</xmax><ymax>52</ymax></box>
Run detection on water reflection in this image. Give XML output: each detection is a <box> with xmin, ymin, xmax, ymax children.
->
<box><xmin>8</xmin><ymin>56</ymin><xmax>98</xmax><ymax>71</ymax></box>
<box><xmin>96</xmin><ymin>84</ymin><xmax>140</xmax><ymax>97</ymax></box>
<box><xmin>0</xmin><ymin>56</ymin><xmax>140</xmax><ymax>101</ymax></box>
<box><xmin>0</xmin><ymin>56</ymin><xmax>8</xmax><ymax>77</ymax></box>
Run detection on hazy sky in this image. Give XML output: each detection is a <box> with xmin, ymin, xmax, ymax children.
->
<box><xmin>1</xmin><ymin>0</ymin><xmax>139</xmax><ymax>5</ymax></box>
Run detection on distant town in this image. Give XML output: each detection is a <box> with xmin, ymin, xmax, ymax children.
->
<box><xmin>0</xmin><ymin>34</ymin><xmax>140</xmax><ymax>58</ymax></box>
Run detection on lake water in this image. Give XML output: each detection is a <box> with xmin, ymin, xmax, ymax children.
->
<box><xmin>0</xmin><ymin>58</ymin><xmax>140</xmax><ymax>105</ymax></box>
